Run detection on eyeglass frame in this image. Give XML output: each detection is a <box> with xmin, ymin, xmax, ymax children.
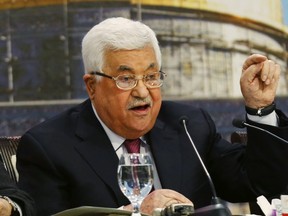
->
<box><xmin>89</xmin><ymin>70</ymin><xmax>166</xmax><ymax>90</ymax></box>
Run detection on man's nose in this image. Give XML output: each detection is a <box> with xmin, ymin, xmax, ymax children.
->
<box><xmin>131</xmin><ymin>79</ymin><xmax>150</xmax><ymax>98</ymax></box>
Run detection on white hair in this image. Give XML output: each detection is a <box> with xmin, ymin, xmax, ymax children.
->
<box><xmin>81</xmin><ymin>17</ymin><xmax>162</xmax><ymax>75</ymax></box>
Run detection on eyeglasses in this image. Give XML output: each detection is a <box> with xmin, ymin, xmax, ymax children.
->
<box><xmin>89</xmin><ymin>71</ymin><xmax>166</xmax><ymax>90</ymax></box>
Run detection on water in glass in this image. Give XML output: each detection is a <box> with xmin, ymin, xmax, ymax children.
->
<box><xmin>118</xmin><ymin>153</ymin><xmax>153</xmax><ymax>215</ymax></box>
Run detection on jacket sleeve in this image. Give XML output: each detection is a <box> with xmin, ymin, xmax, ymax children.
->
<box><xmin>244</xmin><ymin>109</ymin><xmax>288</xmax><ymax>196</ymax></box>
<box><xmin>0</xmin><ymin>161</ymin><xmax>36</xmax><ymax>216</ymax></box>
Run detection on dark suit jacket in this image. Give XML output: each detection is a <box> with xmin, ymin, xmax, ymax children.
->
<box><xmin>16</xmin><ymin>99</ymin><xmax>288</xmax><ymax>216</ymax></box>
<box><xmin>0</xmin><ymin>161</ymin><xmax>35</xmax><ymax>216</ymax></box>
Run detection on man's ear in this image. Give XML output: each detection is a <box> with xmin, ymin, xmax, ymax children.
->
<box><xmin>83</xmin><ymin>74</ymin><xmax>96</xmax><ymax>99</ymax></box>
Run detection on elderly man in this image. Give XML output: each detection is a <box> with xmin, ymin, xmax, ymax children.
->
<box><xmin>17</xmin><ymin>17</ymin><xmax>288</xmax><ymax>216</ymax></box>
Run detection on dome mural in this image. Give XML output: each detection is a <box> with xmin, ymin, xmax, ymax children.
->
<box><xmin>0</xmin><ymin>0</ymin><xmax>287</xmax><ymax>102</ymax></box>
<box><xmin>0</xmin><ymin>0</ymin><xmax>287</xmax><ymax>137</ymax></box>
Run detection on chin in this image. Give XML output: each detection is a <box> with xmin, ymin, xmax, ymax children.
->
<box><xmin>130</xmin><ymin>123</ymin><xmax>151</xmax><ymax>134</ymax></box>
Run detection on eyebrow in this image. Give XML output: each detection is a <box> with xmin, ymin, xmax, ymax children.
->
<box><xmin>118</xmin><ymin>63</ymin><xmax>157</xmax><ymax>73</ymax></box>
<box><xmin>118</xmin><ymin>65</ymin><xmax>132</xmax><ymax>72</ymax></box>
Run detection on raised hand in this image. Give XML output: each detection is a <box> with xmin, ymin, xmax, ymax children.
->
<box><xmin>240</xmin><ymin>54</ymin><xmax>280</xmax><ymax>109</ymax></box>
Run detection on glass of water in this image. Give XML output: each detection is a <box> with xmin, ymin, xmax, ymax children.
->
<box><xmin>117</xmin><ymin>153</ymin><xmax>154</xmax><ymax>216</ymax></box>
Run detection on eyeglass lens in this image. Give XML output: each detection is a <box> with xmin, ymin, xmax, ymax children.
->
<box><xmin>116</xmin><ymin>72</ymin><xmax>164</xmax><ymax>89</ymax></box>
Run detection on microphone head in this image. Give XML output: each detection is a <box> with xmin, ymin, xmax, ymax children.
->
<box><xmin>179</xmin><ymin>115</ymin><xmax>189</xmax><ymax>125</ymax></box>
<box><xmin>232</xmin><ymin>119</ymin><xmax>246</xmax><ymax>128</ymax></box>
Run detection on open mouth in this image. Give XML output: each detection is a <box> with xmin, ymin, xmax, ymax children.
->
<box><xmin>130</xmin><ymin>104</ymin><xmax>150</xmax><ymax>111</ymax></box>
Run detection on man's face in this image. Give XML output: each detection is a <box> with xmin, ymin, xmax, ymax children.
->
<box><xmin>84</xmin><ymin>46</ymin><xmax>162</xmax><ymax>139</ymax></box>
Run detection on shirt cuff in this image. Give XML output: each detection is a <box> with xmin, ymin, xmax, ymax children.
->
<box><xmin>247</xmin><ymin>111</ymin><xmax>278</xmax><ymax>127</ymax></box>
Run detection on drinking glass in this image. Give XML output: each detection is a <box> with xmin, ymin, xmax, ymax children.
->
<box><xmin>117</xmin><ymin>153</ymin><xmax>154</xmax><ymax>216</ymax></box>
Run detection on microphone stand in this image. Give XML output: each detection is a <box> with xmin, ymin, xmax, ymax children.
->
<box><xmin>179</xmin><ymin>116</ymin><xmax>232</xmax><ymax>216</ymax></box>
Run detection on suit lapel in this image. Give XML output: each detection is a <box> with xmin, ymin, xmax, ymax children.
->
<box><xmin>148</xmin><ymin>119</ymin><xmax>182</xmax><ymax>191</ymax></box>
<box><xmin>73</xmin><ymin>101</ymin><xmax>127</xmax><ymax>205</ymax></box>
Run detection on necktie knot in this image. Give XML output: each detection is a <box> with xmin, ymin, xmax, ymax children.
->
<box><xmin>123</xmin><ymin>138</ymin><xmax>141</xmax><ymax>153</ymax></box>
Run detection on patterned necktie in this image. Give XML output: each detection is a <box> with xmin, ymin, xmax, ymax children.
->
<box><xmin>123</xmin><ymin>138</ymin><xmax>141</xmax><ymax>153</ymax></box>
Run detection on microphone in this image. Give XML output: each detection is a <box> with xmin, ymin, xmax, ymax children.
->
<box><xmin>232</xmin><ymin>119</ymin><xmax>288</xmax><ymax>144</ymax></box>
<box><xmin>179</xmin><ymin>116</ymin><xmax>232</xmax><ymax>216</ymax></box>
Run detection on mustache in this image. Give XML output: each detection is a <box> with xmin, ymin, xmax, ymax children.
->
<box><xmin>127</xmin><ymin>97</ymin><xmax>153</xmax><ymax>109</ymax></box>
